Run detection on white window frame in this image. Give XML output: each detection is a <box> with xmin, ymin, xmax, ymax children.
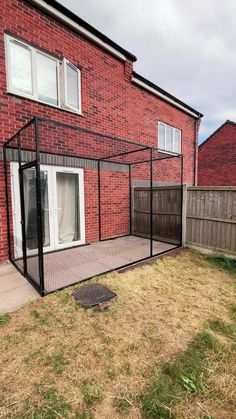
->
<box><xmin>158</xmin><ymin>122</ymin><xmax>182</xmax><ymax>154</ymax></box>
<box><xmin>35</xmin><ymin>49</ymin><xmax>61</xmax><ymax>108</ymax></box>
<box><xmin>63</xmin><ymin>58</ymin><xmax>82</xmax><ymax>113</ymax></box>
<box><xmin>10</xmin><ymin>162</ymin><xmax>85</xmax><ymax>258</ymax></box>
<box><xmin>5</xmin><ymin>36</ymin><xmax>34</xmax><ymax>100</ymax></box>
<box><xmin>5</xmin><ymin>34</ymin><xmax>82</xmax><ymax>115</ymax></box>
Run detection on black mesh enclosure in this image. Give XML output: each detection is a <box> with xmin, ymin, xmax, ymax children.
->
<box><xmin>4</xmin><ymin>117</ymin><xmax>183</xmax><ymax>295</ymax></box>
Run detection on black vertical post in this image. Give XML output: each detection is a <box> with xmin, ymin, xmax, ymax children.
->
<box><xmin>3</xmin><ymin>146</ymin><xmax>12</xmax><ymax>261</ymax></box>
<box><xmin>129</xmin><ymin>165</ymin><xmax>132</xmax><ymax>235</ymax></box>
<box><xmin>98</xmin><ymin>160</ymin><xmax>101</xmax><ymax>241</ymax></box>
<box><xmin>35</xmin><ymin>118</ymin><xmax>45</xmax><ymax>295</ymax></box>
<box><xmin>180</xmin><ymin>155</ymin><xmax>184</xmax><ymax>246</ymax></box>
<box><xmin>150</xmin><ymin>148</ymin><xmax>153</xmax><ymax>257</ymax></box>
<box><xmin>17</xmin><ymin>134</ymin><xmax>28</xmax><ymax>275</ymax></box>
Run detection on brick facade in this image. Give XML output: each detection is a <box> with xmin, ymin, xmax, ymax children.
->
<box><xmin>198</xmin><ymin>121</ymin><xmax>236</xmax><ymax>186</ymax></box>
<box><xmin>0</xmin><ymin>0</ymin><xmax>201</xmax><ymax>262</ymax></box>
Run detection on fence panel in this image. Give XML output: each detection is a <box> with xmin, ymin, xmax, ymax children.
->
<box><xmin>133</xmin><ymin>186</ymin><xmax>182</xmax><ymax>245</ymax></box>
<box><xmin>186</xmin><ymin>187</ymin><xmax>236</xmax><ymax>253</ymax></box>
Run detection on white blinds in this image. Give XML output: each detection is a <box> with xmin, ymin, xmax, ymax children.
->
<box><xmin>9</xmin><ymin>41</ymin><xmax>32</xmax><ymax>95</ymax></box>
<box><xmin>158</xmin><ymin>123</ymin><xmax>165</xmax><ymax>149</ymax></box>
<box><xmin>174</xmin><ymin>130</ymin><xmax>181</xmax><ymax>153</ymax></box>
<box><xmin>66</xmin><ymin>63</ymin><xmax>79</xmax><ymax>109</ymax></box>
<box><xmin>6</xmin><ymin>35</ymin><xmax>82</xmax><ymax>113</ymax></box>
<box><xmin>166</xmin><ymin>126</ymin><xmax>173</xmax><ymax>151</ymax></box>
<box><xmin>37</xmin><ymin>52</ymin><xmax>58</xmax><ymax>106</ymax></box>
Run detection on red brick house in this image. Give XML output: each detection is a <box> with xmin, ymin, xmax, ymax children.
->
<box><xmin>0</xmin><ymin>0</ymin><xmax>203</xmax><ymax>292</ymax></box>
<box><xmin>198</xmin><ymin>120</ymin><xmax>236</xmax><ymax>186</ymax></box>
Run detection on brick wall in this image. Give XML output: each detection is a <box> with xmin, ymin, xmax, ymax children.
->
<box><xmin>0</xmin><ymin>0</ymin><xmax>200</xmax><ymax>262</ymax></box>
<box><xmin>198</xmin><ymin>122</ymin><xmax>236</xmax><ymax>186</ymax></box>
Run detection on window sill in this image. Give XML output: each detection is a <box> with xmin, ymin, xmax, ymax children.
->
<box><xmin>158</xmin><ymin>148</ymin><xmax>181</xmax><ymax>156</ymax></box>
<box><xmin>7</xmin><ymin>90</ymin><xmax>84</xmax><ymax>117</ymax></box>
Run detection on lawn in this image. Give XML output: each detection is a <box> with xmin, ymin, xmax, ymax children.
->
<box><xmin>0</xmin><ymin>250</ymin><xmax>235</xmax><ymax>419</ymax></box>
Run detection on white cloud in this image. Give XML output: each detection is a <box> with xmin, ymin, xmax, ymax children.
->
<box><xmin>60</xmin><ymin>0</ymin><xmax>236</xmax><ymax>143</ymax></box>
<box><xmin>213</xmin><ymin>109</ymin><xmax>236</xmax><ymax>121</ymax></box>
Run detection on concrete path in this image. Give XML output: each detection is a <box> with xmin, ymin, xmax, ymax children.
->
<box><xmin>0</xmin><ymin>262</ymin><xmax>39</xmax><ymax>315</ymax></box>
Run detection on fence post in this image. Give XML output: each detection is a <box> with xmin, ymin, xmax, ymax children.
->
<box><xmin>182</xmin><ymin>184</ymin><xmax>187</xmax><ymax>247</ymax></box>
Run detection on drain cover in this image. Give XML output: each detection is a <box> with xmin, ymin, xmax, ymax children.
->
<box><xmin>73</xmin><ymin>283</ymin><xmax>116</xmax><ymax>308</ymax></box>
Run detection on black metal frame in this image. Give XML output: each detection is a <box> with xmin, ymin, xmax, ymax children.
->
<box><xmin>3</xmin><ymin>116</ymin><xmax>183</xmax><ymax>296</ymax></box>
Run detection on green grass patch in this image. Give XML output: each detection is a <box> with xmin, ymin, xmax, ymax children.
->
<box><xmin>81</xmin><ymin>379</ymin><xmax>103</xmax><ymax>407</ymax></box>
<box><xmin>230</xmin><ymin>305</ymin><xmax>236</xmax><ymax>320</ymax></box>
<box><xmin>208</xmin><ymin>319</ymin><xmax>236</xmax><ymax>339</ymax></box>
<box><xmin>30</xmin><ymin>310</ymin><xmax>40</xmax><ymax>319</ymax></box>
<box><xmin>44</xmin><ymin>349</ymin><xmax>68</xmax><ymax>375</ymax></box>
<box><xmin>141</xmin><ymin>332</ymin><xmax>219</xmax><ymax>418</ymax></box>
<box><xmin>23</xmin><ymin>385</ymin><xmax>71</xmax><ymax>418</ymax></box>
<box><xmin>76</xmin><ymin>411</ymin><xmax>94</xmax><ymax>419</ymax></box>
<box><xmin>0</xmin><ymin>314</ymin><xmax>11</xmax><ymax>327</ymax></box>
<box><xmin>114</xmin><ymin>395</ymin><xmax>133</xmax><ymax>415</ymax></box>
<box><xmin>209</xmin><ymin>255</ymin><xmax>236</xmax><ymax>274</ymax></box>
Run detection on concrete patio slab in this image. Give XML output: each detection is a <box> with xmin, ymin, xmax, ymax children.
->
<box><xmin>43</xmin><ymin>236</ymin><xmax>177</xmax><ymax>292</ymax></box>
<box><xmin>8</xmin><ymin>236</ymin><xmax>178</xmax><ymax>294</ymax></box>
<box><xmin>0</xmin><ymin>262</ymin><xmax>39</xmax><ymax>315</ymax></box>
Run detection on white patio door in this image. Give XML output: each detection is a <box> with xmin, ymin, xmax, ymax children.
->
<box><xmin>53</xmin><ymin>167</ymin><xmax>85</xmax><ymax>250</ymax></box>
<box><xmin>11</xmin><ymin>163</ymin><xmax>85</xmax><ymax>257</ymax></box>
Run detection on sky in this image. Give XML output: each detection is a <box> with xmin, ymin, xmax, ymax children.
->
<box><xmin>60</xmin><ymin>0</ymin><xmax>236</xmax><ymax>144</ymax></box>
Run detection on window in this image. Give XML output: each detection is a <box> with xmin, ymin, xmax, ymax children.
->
<box><xmin>8</xmin><ymin>40</ymin><xmax>33</xmax><ymax>96</ymax></box>
<box><xmin>5</xmin><ymin>34</ymin><xmax>82</xmax><ymax>113</ymax></box>
<box><xmin>36</xmin><ymin>52</ymin><xmax>58</xmax><ymax>106</ymax></box>
<box><xmin>158</xmin><ymin>122</ymin><xmax>181</xmax><ymax>154</ymax></box>
<box><xmin>63</xmin><ymin>59</ymin><xmax>81</xmax><ymax>112</ymax></box>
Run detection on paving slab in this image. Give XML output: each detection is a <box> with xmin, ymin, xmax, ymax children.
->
<box><xmin>43</xmin><ymin>236</ymin><xmax>178</xmax><ymax>292</ymax></box>
<box><xmin>0</xmin><ymin>262</ymin><xmax>39</xmax><ymax>315</ymax></box>
<box><xmin>0</xmin><ymin>238</ymin><xmax>179</xmax><ymax>302</ymax></box>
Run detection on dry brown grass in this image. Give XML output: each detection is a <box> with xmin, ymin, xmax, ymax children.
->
<box><xmin>0</xmin><ymin>250</ymin><xmax>235</xmax><ymax>418</ymax></box>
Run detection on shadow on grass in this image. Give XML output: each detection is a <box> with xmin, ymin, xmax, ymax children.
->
<box><xmin>209</xmin><ymin>255</ymin><xmax>236</xmax><ymax>274</ymax></box>
<box><xmin>140</xmin><ymin>332</ymin><xmax>219</xmax><ymax>419</ymax></box>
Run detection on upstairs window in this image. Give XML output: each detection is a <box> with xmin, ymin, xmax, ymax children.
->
<box><xmin>36</xmin><ymin>52</ymin><xmax>59</xmax><ymax>106</ymax></box>
<box><xmin>5</xmin><ymin>34</ymin><xmax>82</xmax><ymax>113</ymax></box>
<box><xmin>63</xmin><ymin>59</ymin><xmax>81</xmax><ymax>112</ymax></box>
<box><xmin>8</xmin><ymin>40</ymin><xmax>33</xmax><ymax>97</ymax></box>
<box><xmin>158</xmin><ymin>122</ymin><xmax>181</xmax><ymax>154</ymax></box>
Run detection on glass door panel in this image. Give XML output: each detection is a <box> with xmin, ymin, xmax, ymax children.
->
<box><xmin>40</xmin><ymin>169</ymin><xmax>50</xmax><ymax>248</ymax></box>
<box><xmin>11</xmin><ymin>163</ymin><xmax>53</xmax><ymax>258</ymax></box>
<box><xmin>21</xmin><ymin>165</ymin><xmax>40</xmax><ymax>286</ymax></box>
<box><xmin>56</xmin><ymin>172</ymin><xmax>80</xmax><ymax>244</ymax></box>
<box><xmin>12</xmin><ymin>163</ymin><xmax>85</xmax><ymax>257</ymax></box>
<box><xmin>23</xmin><ymin>168</ymin><xmax>38</xmax><ymax>251</ymax></box>
<box><xmin>23</xmin><ymin>168</ymin><xmax>51</xmax><ymax>251</ymax></box>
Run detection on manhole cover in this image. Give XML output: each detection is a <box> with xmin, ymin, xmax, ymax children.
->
<box><xmin>73</xmin><ymin>283</ymin><xmax>116</xmax><ymax>308</ymax></box>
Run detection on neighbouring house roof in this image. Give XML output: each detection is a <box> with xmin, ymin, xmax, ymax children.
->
<box><xmin>199</xmin><ymin>120</ymin><xmax>236</xmax><ymax>148</ymax></box>
<box><xmin>27</xmin><ymin>0</ymin><xmax>203</xmax><ymax>119</ymax></box>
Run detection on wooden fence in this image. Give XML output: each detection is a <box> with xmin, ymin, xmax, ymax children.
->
<box><xmin>185</xmin><ymin>187</ymin><xmax>236</xmax><ymax>253</ymax></box>
<box><xmin>132</xmin><ymin>185</ymin><xmax>236</xmax><ymax>254</ymax></box>
<box><xmin>132</xmin><ymin>186</ymin><xmax>182</xmax><ymax>245</ymax></box>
